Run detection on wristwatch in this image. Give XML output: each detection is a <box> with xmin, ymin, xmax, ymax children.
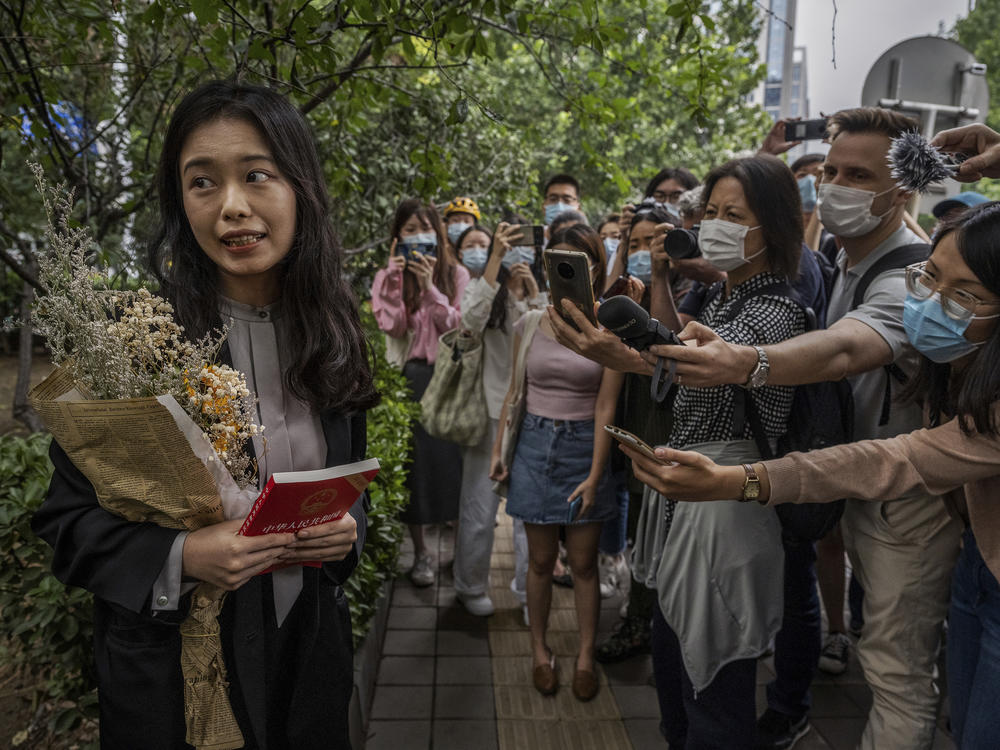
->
<box><xmin>742</xmin><ymin>345</ymin><xmax>769</xmax><ymax>389</ymax></box>
<box><xmin>740</xmin><ymin>463</ymin><xmax>762</xmax><ymax>503</ymax></box>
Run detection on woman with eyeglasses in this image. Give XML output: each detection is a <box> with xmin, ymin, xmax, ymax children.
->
<box><xmin>622</xmin><ymin>201</ymin><xmax>1000</xmax><ymax>750</ymax></box>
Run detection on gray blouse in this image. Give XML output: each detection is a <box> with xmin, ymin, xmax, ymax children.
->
<box><xmin>152</xmin><ymin>298</ymin><xmax>327</xmax><ymax>624</ymax></box>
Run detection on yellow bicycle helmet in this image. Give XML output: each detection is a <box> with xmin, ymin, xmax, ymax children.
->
<box><xmin>444</xmin><ymin>196</ymin><xmax>481</xmax><ymax>222</ymax></box>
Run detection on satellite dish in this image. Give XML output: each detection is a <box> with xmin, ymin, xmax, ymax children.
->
<box><xmin>862</xmin><ymin>36</ymin><xmax>989</xmax><ymax>214</ymax></box>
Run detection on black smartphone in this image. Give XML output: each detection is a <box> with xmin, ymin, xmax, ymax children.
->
<box><xmin>509</xmin><ymin>225</ymin><xmax>545</xmax><ymax>247</ymax></box>
<box><xmin>600</xmin><ymin>274</ymin><xmax>630</xmax><ymax>302</ymax></box>
<box><xmin>543</xmin><ymin>249</ymin><xmax>597</xmax><ymax>331</ymax></box>
<box><xmin>785</xmin><ymin>118</ymin><xmax>829</xmax><ymax>142</ymax></box>
<box><xmin>567</xmin><ymin>496</ymin><xmax>583</xmax><ymax>523</ymax></box>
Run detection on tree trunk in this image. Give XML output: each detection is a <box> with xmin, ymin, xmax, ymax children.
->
<box><xmin>12</xmin><ymin>268</ymin><xmax>44</xmax><ymax>433</ymax></box>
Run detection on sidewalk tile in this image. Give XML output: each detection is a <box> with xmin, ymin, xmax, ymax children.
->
<box><xmin>624</xmin><ymin>718</ymin><xmax>663</xmax><ymax>749</ymax></box>
<box><xmin>376</xmin><ymin>655</ymin><xmax>435</xmax><ymax>685</ymax></box>
<box><xmin>382</xmin><ymin>629</ymin><xmax>436</xmax><ymax>656</ymax></box>
<box><xmin>810</xmin><ymin>684</ymin><xmax>866</xmax><ymax>717</ymax></box>
<box><xmin>494</xmin><ymin>685</ymin><xmax>561</xmax><ymax>720</ymax></box>
<box><xmin>489</xmin><ymin>630</ymin><xmax>531</xmax><ymax>656</ymax></box>
<box><xmin>560</xmin><ymin>719</ymin><xmax>631</xmax><ymax>747</ymax></box>
<box><xmin>365</xmin><ymin>720</ymin><xmax>430</xmax><ymax>750</ymax></box>
<box><xmin>434</xmin><ymin>685</ymin><xmax>495</xmax><ymax>719</ymax></box>
<box><xmin>437</xmin><ymin>629</ymin><xmax>490</xmax><ymax>655</ymax></box>
<box><xmin>496</xmin><ymin>719</ymin><xmax>566</xmax><ymax>750</ymax></box>
<box><xmin>387</xmin><ymin>605</ymin><xmax>437</xmax><ymax>630</ymax></box>
<box><xmin>370</xmin><ymin>686</ymin><xmax>433</xmax><ymax>720</ymax></box>
<box><xmin>391</xmin><ymin>584</ymin><xmax>437</xmax><ymax>607</ymax></box>
<box><xmin>601</xmin><ymin>654</ymin><xmax>653</xmax><ymax>686</ymax></box>
<box><xmin>432</xmin><ymin>720</ymin><xmax>498</xmax><ymax>750</ymax></box>
<box><xmin>436</xmin><ymin>655</ymin><xmax>493</xmax><ymax>685</ymax></box>
<box><xmin>487</xmin><ymin>608</ymin><xmax>527</xmax><ymax>631</ymax></box>
<box><xmin>554</xmin><ymin>684</ymin><xmax>620</xmax><ymax>719</ymax></box>
<box><xmin>612</xmin><ymin>685</ymin><xmax>660</xmax><ymax>718</ymax></box>
<box><xmin>437</xmin><ymin>604</ymin><xmax>491</xmax><ymax>632</ymax></box>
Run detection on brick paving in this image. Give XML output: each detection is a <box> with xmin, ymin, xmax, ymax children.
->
<box><xmin>364</xmin><ymin>509</ymin><xmax>956</xmax><ymax>749</ymax></box>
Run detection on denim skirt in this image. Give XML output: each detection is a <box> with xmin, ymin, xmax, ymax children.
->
<box><xmin>506</xmin><ymin>413</ymin><xmax>616</xmax><ymax>525</ymax></box>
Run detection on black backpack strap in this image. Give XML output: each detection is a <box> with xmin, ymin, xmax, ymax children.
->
<box><xmin>732</xmin><ymin>389</ymin><xmax>775</xmax><ymax>460</ymax></box>
<box><xmin>850</xmin><ymin>243</ymin><xmax>930</xmax><ymax>310</ymax></box>
<box><xmin>846</xmin><ymin>243</ymin><xmax>928</xmax><ymax>426</ymax></box>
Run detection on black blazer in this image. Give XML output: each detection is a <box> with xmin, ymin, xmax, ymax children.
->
<box><xmin>32</xmin><ymin>408</ymin><xmax>369</xmax><ymax>750</ymax></box>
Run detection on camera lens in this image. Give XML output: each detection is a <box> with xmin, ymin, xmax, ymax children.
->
<box><xmin>557</xmin><ymin>262</ymin><xmax>575</xmax><ymax>280</ymax></box>
<box><xmin>664</xmin><ymin>228</ymin><xmax>701</xmax><ymax>260</ymax></box>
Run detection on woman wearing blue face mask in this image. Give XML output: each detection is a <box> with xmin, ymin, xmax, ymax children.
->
<box><xmin>452</xmin><ymin>222</ymin><xmax>547</xmax><ymax>617</ymax></box>
<box><xmin>622</xmin><ymin>201</ymin><xmax>1000</xmax><ymax>750</ymax></box>
<box><xmin>372</xmin><ymin>198</ymin><xmax>469</xmax><ymax>587</ymax></box>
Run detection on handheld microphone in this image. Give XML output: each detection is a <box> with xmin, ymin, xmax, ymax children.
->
<box><xmin>597</xmin><ymin>296</ymin><xmax>680</xmax><ymax>402</ymax></box>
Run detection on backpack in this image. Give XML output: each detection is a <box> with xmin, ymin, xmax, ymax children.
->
<box><xmin>703</xmin><ymin>279</ymin><xmax>851</xmax><ymax>541</ymax></box>
<box><xmin>703</xmin><ymin>242</ymin><xmax>930</xmax><ymax>540</ymax></box>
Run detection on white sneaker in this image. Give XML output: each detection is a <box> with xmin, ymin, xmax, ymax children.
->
<box><xmin>458</xmin><ymin>593</ymin><xmax>495</xmax><ymax>617</ymax></box>
<box><xmin>818</xmin><ymin>632</ymin><xmax>850</xmax><ymax>675</ymax></box>
<box><xmin>598</xmin><ymin>552</ymin><xmax>631</xmax><ymax>599</ymax></box>
<box><xmin>409</xmin><ymin>554</ymin><xmax>435</xmax><ymax>587</ymax></box>
<box><xmin>509</xmin><ymin>576</ymin><xmax>527</xmax><ymax>604</ymax></box>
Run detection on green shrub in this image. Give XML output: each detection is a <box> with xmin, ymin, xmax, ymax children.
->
<box><xmin>0</xmin><ymin>432</ymin><xmax>98</xmax><ymax>739</ymax></box>
<box><xmin>344</xmin><ymin>305</ymin><xmax>418</xmax><ymax>644</ymax></box>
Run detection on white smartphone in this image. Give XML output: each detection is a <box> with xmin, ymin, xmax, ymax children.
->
<box><xmin>603</xmin><ymin>424</ymin><xmax>666</xmax><ymax>464</ymax></box>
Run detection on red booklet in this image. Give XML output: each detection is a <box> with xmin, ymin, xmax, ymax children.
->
<box><xmin>239</xmin><ymin>458</ymin><xmax>380</xmax><ymax>569</ymax></box>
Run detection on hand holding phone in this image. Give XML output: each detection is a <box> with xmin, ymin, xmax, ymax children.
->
<box><xmin>544</xmin><ymin>249</ymin><xmax>598</xmax><ymax>331</ymax></box>
<box><xmin>509</xmin><ymin>225</ymin><xmax>545</xmax><ymax>248</ymax></box>
<box><xmin>604</xmin><ymin>424</ymin><xmax>667</xmax><ymax>465</ymax></box>
<box><xmin>784</xmin><ymin>118</ymin><xmax>829</xmax><ymax>142</ymax></box>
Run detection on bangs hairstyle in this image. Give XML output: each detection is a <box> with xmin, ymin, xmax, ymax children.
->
<box><xmin>827</xmin><ymin>107</ymin><xmax>919</xmax><ymax>142</ymax></box>
<box><xmin>548</xmin><ymin>223</ymin><xmax>607</xmax><ymax>297</ymax></box>
<box><xmin>644</xmin><ymin>167</ymin><xmax>699</xmax><ymax>197</ymax></box>
<box><xmin>148</xmin><ymin>79</ymin><xmax>378</xmax><ymax>414</ymax></box>
<box><xmin>458</xmin><ymin>224</ymin><xmax>511</xmax><ymax>332</ymax></box>
<box><xmin>700</xmin><ymin>154</ymin><xmax>802</xmax><ymax>281</ymax></box>
<box><xmin>390</xmin><ymin>198</ymin><xmax>458</xmax><ymax>311</ymax></box>
<box><xmin>905</xmin><ymin>201</ymin><xmax>1000</xmax><ymax>437</ymax></box>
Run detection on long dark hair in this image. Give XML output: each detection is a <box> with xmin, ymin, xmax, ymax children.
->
<box><xmin>548</xmin><ymin>223</ymin><xmax>607</xmax><ymax>298</ymax></box>
<box><xmin>389</xmin><ymin>198</ymin><xmax>458</xmax><ymax>312</ymax></box>
<box><xmin>148</xmin><ymin>80</ymin><xmax>378</xmax><ymax>413</ymax></box>
<box><xmin>455</xmin><ymin>224</ymin><xmax>510</xmax><ymax>331</ymax></box>
<box><xmin>700</xmin><ymin>154</ymin><xmax>802</xmax><ymax>280</ymax></box>
<box><xmin>905</xmin><ymin>201</ymin><xmax>1000</xmax><ymax>436</ymax></box>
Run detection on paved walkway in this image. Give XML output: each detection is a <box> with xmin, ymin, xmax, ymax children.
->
<box><xmin>364</xmin><ymin>509</ymin><xmax>955</xmax><ymax>750</ymax></box>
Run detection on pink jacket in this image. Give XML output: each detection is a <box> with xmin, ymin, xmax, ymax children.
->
<box><xmin>371</xmin><ymin>264</ymin><xmax>470</xmax><ymax>364</ymax></box>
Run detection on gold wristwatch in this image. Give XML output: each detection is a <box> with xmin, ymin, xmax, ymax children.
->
<box><xmin>740</xmin><ymin>463</ymin><xmax>762</xmax><ymax>503</ymax></box>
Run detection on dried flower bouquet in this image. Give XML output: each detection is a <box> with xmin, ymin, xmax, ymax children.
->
<box><xmin>27</xmin><ymin>166</ymin><xmax>260</xmax><ymax>750</ymax></box>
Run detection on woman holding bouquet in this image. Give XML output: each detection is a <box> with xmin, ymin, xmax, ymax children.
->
<box><xmin>33</xmin><ymin>81</ymin><xmax>377</xmax><ymax>749</ymax></box>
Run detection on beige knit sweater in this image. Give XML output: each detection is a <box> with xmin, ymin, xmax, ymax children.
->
<box><xmin>767</xmin><ymin>405</ymin><xmax>1000</xmax><ymax>581</ymax></box>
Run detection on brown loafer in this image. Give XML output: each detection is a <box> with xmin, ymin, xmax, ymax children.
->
<box><xmin>572</xmin><ymin>666</ymin><xmax>599</xmax><ymax>702</ymax></box>
<box><xmin>532</xmin><ymin>650</ymin><xmax>558</xmax><ymax>696</ymax></box>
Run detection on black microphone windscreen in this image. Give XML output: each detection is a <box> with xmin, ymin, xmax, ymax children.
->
<box><xmin>597</xmin><ymin>296</ymin><xmax>650</xmax><ymax>340</ymax></box>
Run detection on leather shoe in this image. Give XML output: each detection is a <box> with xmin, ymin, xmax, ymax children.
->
<box><xmin>572</xmin><ymin>666</ymin><xmax>599</xmax><ymax>702</ymax></box>
<box><xmin>532</xmin><ymin>649</ymin><xmax>558</xmax><ymax>696</ymax></box>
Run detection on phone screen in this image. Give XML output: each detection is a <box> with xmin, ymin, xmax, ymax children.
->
<box><xmin>510</xmin><ymin>225</ymin><xmax>545</xmax><ymax>247</ymax></box>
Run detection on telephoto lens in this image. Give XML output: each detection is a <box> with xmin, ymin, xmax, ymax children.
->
<box><xmin>664</xmin><ymin>227</ymin><xmax>700</xmax><ymax>259</ymax></box>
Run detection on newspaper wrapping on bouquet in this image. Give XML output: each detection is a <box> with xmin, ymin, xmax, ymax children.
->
<box><xmin>30</xmin><ymin>366</ymin><xmax>258</xmax><ymax>750</ymax></box>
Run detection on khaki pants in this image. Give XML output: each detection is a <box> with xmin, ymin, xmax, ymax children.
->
<box><xmin>842</xmin><ymin>494</ymin><xmax>961</xmax><ymax>750</ymax></box>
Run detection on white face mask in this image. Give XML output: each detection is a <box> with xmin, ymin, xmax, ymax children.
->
<box><xmin>697</xmin><ymin>219</ymin><xmax>764</xmax><ymax>271</ymax></box>
<box><xmin>816</xmin><ymin>183</ymin><xmax>897</xmax><ymax>238</ymax></box>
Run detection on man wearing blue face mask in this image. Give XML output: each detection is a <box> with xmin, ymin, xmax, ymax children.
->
<box><xmin>541</xmin><ymin>173</ymin><xmax>582</xmax><ymax>226</ymax></box>
<box><xmin>790</xmin><ymin>154</ymin><xmax>824</xmax><ymax>227</ymax></box>
<box><xmin>644</xmin><ymin>107</ymin><xmax>961</xmax><ymax>750</ymax></box>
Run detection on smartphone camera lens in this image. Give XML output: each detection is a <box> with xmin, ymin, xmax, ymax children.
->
<box><xmin>557</xmin><ymin>261</ymin><xmax>575</xmax><ymax>280</ymax></box>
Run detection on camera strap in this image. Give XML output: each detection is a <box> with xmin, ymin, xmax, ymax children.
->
<box><xmin>650</xmin><ymin>355</ymin><xmax>676</xmax><ymax>403</ymax></box>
